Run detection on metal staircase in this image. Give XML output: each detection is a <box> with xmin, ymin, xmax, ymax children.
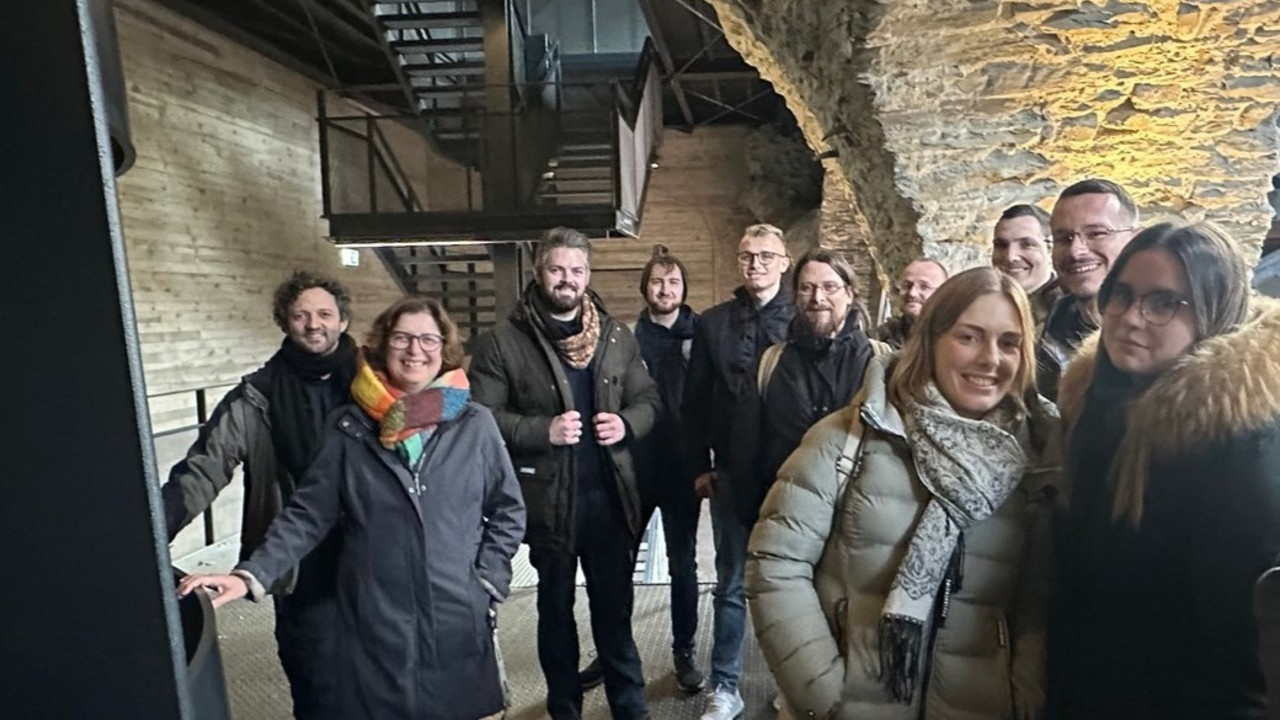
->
<box><xmin>319</xmin><ymin>2</ymin><xmax>663</xmax><ymax>334</ymax></box>
<box><xmin>372</xmin><ymin>1</ymin><xmax>486</xmax><ymax>166</ymax></box>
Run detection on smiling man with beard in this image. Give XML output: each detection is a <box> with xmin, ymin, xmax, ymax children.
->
<box><xmin>750</xmin><ymin>250</ymin><xmax>888</xmax><ymax>527</ymax></box>
<box><xmin>993</xmin><ymin>203</ymin><xmax>1063</xmax><ymax>332</ymax></box>
<box><xmin>1036</xmin><ymin>179</ymin><xmax>1141</xmax><ymax>401</ymax></box>
<box><xmin>161</xmin><ymin>270</ymin><xmax>358</xmax><ymax>720</ymax></box>
<box><xmin>469</xmin><ymin>227</ymin><xmax>658</xmax><ymax>720</ymax></box>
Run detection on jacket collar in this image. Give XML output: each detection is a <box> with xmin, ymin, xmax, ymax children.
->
<box><xmin>1059</xmin><ymin>296</ymin><xmax>1280</xmax><ymax>460</ymax></box>
<box><xmin>850</xmin><ymin>354</ymin><xmax>906</xmax><ymax>438</ymax></box>
<box><xmin>733</xmin><ymin>284</ymin><xmax>793</xmax><ymax>314</ymax></box>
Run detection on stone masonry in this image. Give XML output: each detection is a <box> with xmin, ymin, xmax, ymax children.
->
<box><xmin>709</xmin><ymin>0</ymin><xmax>1280</xmax><ymax>274</ymax></box>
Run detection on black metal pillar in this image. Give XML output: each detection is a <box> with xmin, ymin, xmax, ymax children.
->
<box><xmin>0</xmin><ymin>2</ymin><xmax>191</xmax><ymax>718</ymax></box>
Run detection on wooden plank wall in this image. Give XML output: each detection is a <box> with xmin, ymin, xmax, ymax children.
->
<box><xmin>592</xmin><ymin>127</ymin><xmax>757</xmax><ymax>323</ymax></box>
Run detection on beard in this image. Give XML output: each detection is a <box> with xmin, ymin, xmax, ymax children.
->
<box><xmin>541</xmin><ymin>282</ymin><xmax>584</xmax><ymax>313</ymax></box>
<box><xmin>646</xmin><ymin>295</ymin><xmax>680</xmax><ymax>316</ymax></box>
<box><xmin>800</xmin><ymin>308</ymin><xmax>844</xmax><ymax>339</ymax></box>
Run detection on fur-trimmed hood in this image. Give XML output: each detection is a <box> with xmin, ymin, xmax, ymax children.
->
<box><xmin>1058</xmin><ymin>295</ymin><xmax>1280</xmax><ymax>459</ymax></box>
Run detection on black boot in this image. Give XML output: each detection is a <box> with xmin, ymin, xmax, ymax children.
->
<box><xmin>673</xmin><ymin>650</ymin><xmax>706</xmax><ymax>693</ymax></box>
<box><xmin>578</xmin><ymin>657</ymin><xmax>605</xmax><ymax>690</ymax></box>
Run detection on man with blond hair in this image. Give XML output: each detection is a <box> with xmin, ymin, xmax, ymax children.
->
<box><xmin>682</xmin><ymin>223</ymin><xmax>795</xmax><ymax>720</ymax></box>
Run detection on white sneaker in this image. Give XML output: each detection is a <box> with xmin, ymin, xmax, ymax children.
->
<box><xmin>700</xmin><ymin>685</ymin><xmax>745</xmax><ymax>720</ymax></box>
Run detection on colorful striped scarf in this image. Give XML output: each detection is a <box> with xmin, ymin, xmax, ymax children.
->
<box><xmin>350</xmin><ymin>351</ymin><xmax>471</xmax><ymax>468</ymax></box>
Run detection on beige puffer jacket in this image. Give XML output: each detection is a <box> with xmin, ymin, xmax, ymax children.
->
<box><xmin>746</xmin><ymin>356</ymin><xmax>1058</xmax><ymax>720</ymax></box>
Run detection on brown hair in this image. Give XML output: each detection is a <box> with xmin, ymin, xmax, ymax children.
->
<box><xmin>639</xmin><ymin>244</ymin><xmax>690</xmax><ymax>303</ymax></box>
<box><xmin>271</xmin><ymin>270</ymin><xmax>352</xmax><ymax>330</ymax></box>
<box><xmin>534</xmin><ymin>226</ymin><xmax>592</xmax><ymax>271</ymax></box>
<box><xmin>363</xmin><ymin>296</ymin><xmax>465</xmax><ymax>375</ymax></box>
<box><xmin>889</xmin><ymin>266</ymin><xmax>1038</xmax><ymax>414</ymax></box>
<box><xmin>1104</xmin><ymin>220</ymin><xmax>1251</xmax><ymax>528</ymax></box>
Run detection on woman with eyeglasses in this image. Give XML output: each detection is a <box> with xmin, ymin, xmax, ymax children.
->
<box><xmin>747</xmin><ymin>267</ymin><xmax>1059</xmax><ymax>720</ymax></box>
<box><xmin>1049</xmin><ymin>222</ymin><xmax>1280</xmax><ymax>719</ymax></box>
<box><xmin>179</xmin><ymin>296</ymin><xmax>526</xmax><ymax>720</ymax></box>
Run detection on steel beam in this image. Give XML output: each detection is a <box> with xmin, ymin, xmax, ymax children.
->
<box><xmin>636</xmin><ymin>0</ymin><xmax>696</xmax><ymax>129</ymax></box>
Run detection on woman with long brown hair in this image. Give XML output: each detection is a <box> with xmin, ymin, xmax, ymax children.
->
<box><xmin>1050</xmin><ymin>221</ymin><xmax>1280</xmax><ymax>719</ymax></box>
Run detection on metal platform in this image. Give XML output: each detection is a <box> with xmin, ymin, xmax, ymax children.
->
<box><xmin>194</xmin><ymin>505</ymin><xmax>783</xmax><ymax>719</ymax></box>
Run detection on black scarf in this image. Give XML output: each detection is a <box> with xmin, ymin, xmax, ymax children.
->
<box><xmin>259</xmin><ymin>333</ymin><xmax>358</xmax><ymax>485</ymax></box>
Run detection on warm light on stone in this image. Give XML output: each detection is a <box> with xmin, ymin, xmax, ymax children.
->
<box><xmin>708</xmin><ymin>0</ymin><xmax>1280</xmax><ymax>274</ymax></box>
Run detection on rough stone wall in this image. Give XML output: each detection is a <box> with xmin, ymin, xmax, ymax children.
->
<box><xmin>710</xmin><ymin>0</ymin><xmax>1280</xmax><ymax>274</ymax></box>
<box><xmin>817</xmin><ymin>163</ymin><xmax>888</xmax><ymax>322</ymax></box>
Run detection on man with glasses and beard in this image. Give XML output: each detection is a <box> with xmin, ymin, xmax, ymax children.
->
<box><xmin>682</xmin><ymin>223</ymin><xmax>795</xmax><ymax>720</ymax></box>
<box><xmin>161</xmin><ymin>270</ymin><xmax>358</xmax><ymax>720</ymax></box>
<box><xmin>470</xmin><ymin>227</ymin><xmax>658</xmax><ymax>720</ymax></box>
<box><xmin>749</xmin><ymin>250</ymin><xmax>886</xmax><ymax>527</ymax></box>
<box><xmin>1037</xmin><ymin>178</ymin><xmax>1141</xmax><ymax>400</ymax></box>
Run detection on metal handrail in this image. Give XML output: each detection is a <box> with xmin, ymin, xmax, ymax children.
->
<box><xmin>148</xmin><ymin>381</ymin><xmax>241</xmax><ymax>546</ymax></box>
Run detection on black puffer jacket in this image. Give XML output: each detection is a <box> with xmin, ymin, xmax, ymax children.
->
<box><xmin>681</xmin><ymin>286</ymin><xmax>794</xmax><ymax>493</ymax></box>
<box><xmin>469</xmin><ymin>284</ymin><xmax>658</xmax><ymax>550</ymax></box>
<box><xmin>1051</xmin><ymin>301</ymin><xmax>1280</xmax><ymax>720</ymax></box>
<box><xmin>237</xmin><ymin>402</ymin><xmax>526</xmax><ymax>720</ymax></box>
<box><xmin>749</xmin><ymin>313</ymin><xmax>879</xmax><ymax>523</ymax></box>
<box><xmin>633</xmin><ymin>305</ymin><xmax>698</xmax><ymax>505</ymax></box>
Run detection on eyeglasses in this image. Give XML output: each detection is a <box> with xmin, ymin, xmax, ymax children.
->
<box><xmin>1051</xmin><ymin>227</ymin><xmax>1135</xmax><ymax>246</ymax></box>
<box><xmin>1102</xmin><ymin>287</ymin><xmax>1190</xmax><ymax>326</ymax></box>
<box><xmin>737</xmin><ymin>251</ymin><xmax>786</xmax><ymax>267</ymax></box>
<box><xmin>388</xmin><ymin>331</ymin><xmax>444</xmax><ymax>351</ymax></box>
<box><xmin>796</xmin><ymin>281</ymin><xmax>849</xmax><ymax>298</ymax></box>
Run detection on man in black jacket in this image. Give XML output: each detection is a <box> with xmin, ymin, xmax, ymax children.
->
<box><xmin>753</xmin><ymin>250</ymin><xmax>879</xmax><ymax>520</ymax></box>
<box><xmin>682</xmin><ymin>223</ymin><xmax>794</xmax><ymax>720</ymax></box>
<box><xmin>631</xmin><ymin>245</ymin><xmax>705</xmax><ymax>693</ymax></box>
<box><xmin>1037</xmin><ymin>178</ymin><xmax>1141</xmax><ymax>400</ymax></box>
<box><xmin>161</xmin><ymin>270</ymin><xmax>357</xmax><ymax>720</ymax></box>
<box><xmin>470</xmin><ymin>227</ymin><xmax>659</xmax><ymax>720</ymax></box>
<box><xmin>874</xmin><ymin>257</ymin><xmax>947</xmax><ymax>349</ymax></box>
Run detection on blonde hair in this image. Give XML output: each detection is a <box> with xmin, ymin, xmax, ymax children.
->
<box><xmin>888</xmin><ymin>266</ymin><xmax>1038</xmax><ymax>415</ymax></box>
<box><xmin>742</xmin><ymin>223</ymin><xmax>785</xmax><ymax>244</ymax></box>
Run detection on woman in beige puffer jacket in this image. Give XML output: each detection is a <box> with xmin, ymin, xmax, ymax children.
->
<box><xmin>746</xmin><ymin>268</ymin><xmax>1059</xmax><ymax>720</ymax></box>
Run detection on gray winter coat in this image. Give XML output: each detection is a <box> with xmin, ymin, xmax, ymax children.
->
<box><xmin>161</xmin><ymin>377</ymin><xmax>288</xmax><ymax>563</ymax></box>
<box><xmin>747</xmin><ymin>356</ymin><xmax>1058</xmax><ymax>720</ymax></box>
<box><xmin>237</xmin><ymin>402</ymin><xmax>526</xmax><ymax>720</ymax></box>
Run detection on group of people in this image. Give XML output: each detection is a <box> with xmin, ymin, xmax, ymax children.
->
<box><xmin>172</xmin><ymin>177</ymin><xmax>1279</xmax><ymax>720</ymax></box>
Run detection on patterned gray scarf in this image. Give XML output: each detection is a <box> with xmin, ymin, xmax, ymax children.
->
<box><xmin>878</xmin><ymin>383</ymin><xmax>1028</xmax><ymax>703</ymax></box>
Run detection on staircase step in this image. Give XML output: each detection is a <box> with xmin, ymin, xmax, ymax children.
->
<box><xmin>376</xmin><ymin>0</ymin><xmax>476</xmax><ymax>7</ymax></box>
<box><xmin>543</xmin><ymin>179</ymin><xmax>614</xmax><ymax>192</ymax></box>
<box><xmin>435</xmin><ymin>130</ymin><xmax>480</xmax><ymax>141</ymax></box>
<box><xmin>402</xmin><ymin>60</ymin><xmax>486</xmax><ymax>77</ymax></box>
<box><xmin>560</xmin><ymin>142</ymin><xmax>613</xmax><ymax>153</ymax></box>
<box><xmin>379</xmin><ymin>11</ymin><xmax>481</xmax><ymax>30</ymax></box>
<box><xmin>540</xmin><ymin>191</ymin><xmax>615</xmax><ymax>203</ymax></box>
<box><xmin>390</xmin><ymin>37</ymin><xmax>484</xmax><ymax>55</ymax></box>
<box><xmin>542</xmin><ymin>166</ymin><xmax>613</xmax><ymax>180</ymax></box>
<box><xmin>548</xmin><ymin>154</ymin><xmax>613</xmax><ymax>166</ymax></box>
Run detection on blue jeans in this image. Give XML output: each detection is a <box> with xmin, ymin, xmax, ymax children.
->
<box><xmin>709</xmin><ymin>486</ymin><xmax>750</xmax><ymax>690</ymax></box>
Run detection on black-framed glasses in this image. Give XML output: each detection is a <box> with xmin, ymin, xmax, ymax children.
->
<box><xmin>1051</xmin><ymin>227</ymin><xmax>1136</xmax><ymax>246</ymax></box>
<box><xmin>1102</xmin><ymin>287</ymin><xmax>1190</xmax><ymax>326</ymax></box>
<box><xmin>388</xmin><ymin>331</ymin><xmax>444</xmax><ymax>351</ymax></box>
<box><xmin>737</xmin><ymin>251</ymin><xmax>786</xmax><ymax>267</ymax></box>
<box><xmin>796</xmin><ymin>281</ymin><xmax>849</xmax><ymax>298</ymax></box>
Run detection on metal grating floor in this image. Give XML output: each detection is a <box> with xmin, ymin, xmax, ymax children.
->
<box><xmin>215</xmin><ymin>584</ymin><xmax>781</xmax><ymax>720</ymax></box>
